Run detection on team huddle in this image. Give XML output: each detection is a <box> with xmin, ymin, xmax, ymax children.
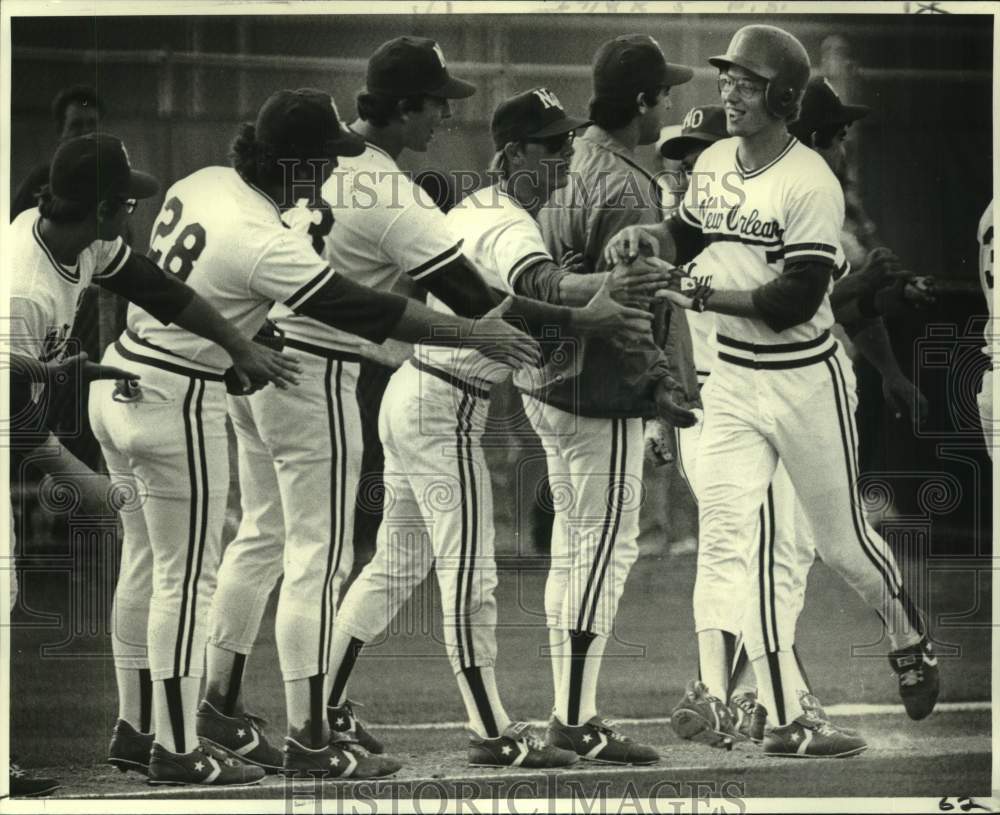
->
<box><xmin>13</xmin><ymin>21</ymin><xmax>992</xmax><ymax>789</ymax></box>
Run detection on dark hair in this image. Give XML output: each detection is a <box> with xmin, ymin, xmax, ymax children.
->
<box><xmin>36</xmin><ymin>185</ymin><xmax>94</xmax><ymax>224</ymax></box>
<box><xmin>355</xmin><ymin>91</ymin><xmax>427</xmax><ymax>127</ymax></box>
<box><xmin>230</xmin><ymin>122</ymin><xmax>289</xmax><ymax>188</ymax></box>
<box><xmin>588</xmin><ymin>85</ymin><xmax>665</xmax><ymax>131</ymax></box>
<box><xmin>51</xmin><ymin>85</ymin><xmax>103</xmax><ymax>133</ymax></box>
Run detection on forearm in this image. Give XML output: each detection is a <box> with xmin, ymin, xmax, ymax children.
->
<box><xmin>703</xmin><ymin>289</ymin><xmax>762</xmax><ymax>319</ymax></box>
<box><xmin>555</xmin><ymin>273</ymin><xmax>607</xmax><ymax>306</ymax></box>
<box><xmin>171</xmin><ymin>293</ymin><xmax>252</xmax><ymax>362</ymax></box>
<box><xmin>848</xmin><ymin>317</ymin><xmax>906</xmax><ymax>380</ymax></box>
<box><xmin>390</xmin><ymin>299</ymin><xmax>474</xmax><ymax>346</ymax></box>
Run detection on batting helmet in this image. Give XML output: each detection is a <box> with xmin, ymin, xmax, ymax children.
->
<box><xmin>709</xmin><ymin>25</ymin><xmax>811</xmax><ymax>121</ymax></box>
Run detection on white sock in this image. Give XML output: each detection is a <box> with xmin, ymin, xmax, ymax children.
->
<box><xmin>456</xmin><ymin>667</ymin><xmax>511</xmax><ymax>739</ymax></box>
<box><xmin>751</xmin><ymin>651</ymin><xmax>806</xmax><ymax>727</ymax></box>
<box><xmin>153</xmin><ymin>676</ymin><xmax>202</xmax><ymax>754</ymax></box>
<box><xmin>548</xmin><ymin>628</ymin><xmax>565</xmax><ymax>706</ymax></box>
<box><xmin>115</xmin><ymin>667</ymin><xmax>152</xmax><ymax>733</ymax></box>
<box><xmin>556</xmin><ymin>631</ymin><xmax>607</xmax><ymax>726</ymax></box>
<box><xmin>697</xmin><ymin>629</ymin><xmax>734</xmax><ymax>701</ymax></box>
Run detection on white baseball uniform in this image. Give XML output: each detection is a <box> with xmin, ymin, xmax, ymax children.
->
<box><xmin>678</xmin><ymin>137</ymin><xmax>925</xmax><ymax>712</ymax></box>
<box><xmin>6</xmin><ymin>209</ymin><xmax>131</xmax><ymax>614</ymax></box>
<box><xmin>977</xmin><ymin>200</ymin><xmax>994</xmax><ymax>458</ymax></box>
<box><xmin>88</xmin><ymin>166</ymin><xmax>394</xmax><ymax>682</ymax></box>
<box><xmin>337</xmin><ymin>184</ymin><xmax>541</xmax><ymax>676</ymax></box>
<box><xmin>208</xmin><ymin>141</ymin><xmax>464</xmax><ymax>680</ymax></box>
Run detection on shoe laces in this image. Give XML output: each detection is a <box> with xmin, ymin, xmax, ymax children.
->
<box><xmin>10</xmin><ymin>763</ymin><xmax>26</xmax><ymax>779</ymax></box>
<box><xmin>244</xmin><ymin>711</ymin><xmax>269</xmax><ymax>734</ymax></box>
<box><xmin>898</xmin><ymin>667</ymin><xmax>924</xmax><ymax>687</ymax></box>
<box><xmin>593</xmin><ymin>718</ymin><xmax>629</xmax><ymax>742</ymax></box>
<box><xmin>801</xmin><ymin>714</ymin><xmax>837</xmax><ymax>737</ymax></box>
<box><xmin>798</xmin><ymin>692</ymin><xmax>828</xmax><ymax>719</ymax></box>
<box><xmin>731</xmin><ymin>694</ymin><xmax>756</xmax><ymax>716</ymax></box>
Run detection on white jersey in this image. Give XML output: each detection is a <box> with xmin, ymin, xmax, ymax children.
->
<box><xmin>679</xmin><ymin>137</ymin><xmax>848</xmax><ymax>356</ymax></box>
<box><xmin>269</xmin><ymin>140</ymin><xmax>463</xmax><ymax>354</ymax></box>
<box><xmin>7</xmin><ymin>209</ymin><xmax>130</xmax><ymax>362</ymax></box>
<box><xmin>126</xmin><ymin>167</ymin><xmax>337</xmax><ymax>373</ymax></box>
<box><xmin>413</xmin><ymin>184</ymin><xmax>552</xmax><ymax>387</ymax></box>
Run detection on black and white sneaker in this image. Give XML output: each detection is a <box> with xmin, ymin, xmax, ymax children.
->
<box><xmin>469</xmin><ymin>721</ymin><xmax>578</xmax><ymax>768</ymax></box>
<box><xmin>888</xmin><ymin>638</ymin><xmax>940</xmax><ymax>720</ymax></box>
<box><xmin>547</xmin><ymin>715</ymin><xmax>659</xmax><ymax>765</ymax></box>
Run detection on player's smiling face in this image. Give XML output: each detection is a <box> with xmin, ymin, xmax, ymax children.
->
<box><xmin>719</xmin><ymin>65</ymin><xmax>771</xmax><ymax>137</ymax></box>
<box><xmin>404</xmin><ymin>96</ymin><xmax>451</xmax><ymax>152</ymax></box>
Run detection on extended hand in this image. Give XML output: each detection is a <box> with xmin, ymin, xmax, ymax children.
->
<box><xmin>466</xmin><ymin>297</ymin><xmax>543</xmax><ymax>369</ymax></box>
<box><xmin>607</xmin><ymin>256</ymin><xmax>678</xmax><ymax>308</ymax></box>
<box><xmin>50</xmin><ymin>352</ymin><xmax>140</xmax><ymax>388</ymax></box>
<box><xmin>229</xmin><ymin>338</ymin><xmax>302</xmax><ymax>393</ymax></box>
<box><xmin>604</xmin><ymin>225</ymin><xmax>660</xmax><ymax>267</ymax></box>
<box><xmin>579</xmin><ymin>274</ymin><xmax>653</xmax><ymax>349</ymax></box>
<box><xmin>654</xmin><ymin>376</ymin><xmax>698</xmax><ymax>428</ymax></box>
<box><xmin>883</xmin><ymin>374</ymin><xmax>929</xmax><ymax>424</ymax></box>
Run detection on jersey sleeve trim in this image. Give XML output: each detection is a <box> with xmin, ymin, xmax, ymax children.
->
<box><xmin>783</xmin><ymin>242</ymin><xmax>837</xmax><ymax>265</ymax></box>
<box><xmin>94</xmin><ymin>242</ymin><xmax>132</xmax><ymax>280</ymax></box>
<box><xmin>832</xmin><ymin>258</ymin><xmax>851</xmax><ymax>281</ymax></box>
<box><xmin>678</xmin><ymin>201</ymin><xmax>702</xmax><ymax>228</ymax></box>
<box><xmin>508</xmin><ymin>251</ymin><xmax>553</xmax><ymax>288</ymax></box>
<box><xmin>284</xmin><ymin>265</ymin><xmax>337</xmax><ymax>311</ymax></box>
<box><xmin>406</xmin><ymin>241</ymin><xmax>464</xmax><ymax>281</ymax></box>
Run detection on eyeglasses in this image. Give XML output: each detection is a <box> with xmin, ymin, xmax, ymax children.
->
<box><xmin>118</xmin><ymin>198</ymin><xmax>138</xmax><ymax>214</ymax></box>
<box><xmin>717</xmin><ymin>74</ymin><xmax>766</xmax><ymax>100</ymax></box>
<box><xmin>525</xmin><ymin>130</ymin><xmax>575</xmax><ymax>154</ymax></box>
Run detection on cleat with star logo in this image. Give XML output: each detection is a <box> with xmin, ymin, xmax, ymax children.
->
<box><xmin>670</xmin><ymin>680</ymin><xmax>744</xmax><ymax>750</ymax></box>
<box><xmin>546</xmin><ymin>715</ymin><xmax>659</xmax><ymax>765</ymax></box>
<box><xmin>730</xmin><ymin>691</ymin><xmax>767</xmax><ymax>744</ymax></box>
<box><xmin>468</xmin><ymin>721</ymin><xmax>578</xmax><ymax>768</ymax></box>
<box><xmin>888</xmin><ymin>638</ymin><xmax>940</xmax><ymax>721</ymax></box>
<box><xmin>328</xmin><ymin>700</ymin><xmax>384</xmax><ymax>754</ymax></box>
<box><xmin>147</xmin><ymin>741</ymin><xmax>265</xmax><ymax>786</ymax></box>
<box><xmin>107</xmin><ymin>718</ymin><xmax>154</xmax><ymax>775</ymax></box>
<box><xmin>281</xmin><ymin>737</ymin><xmax>401</xmax><ymax>779</ymax></box>
<box><xmin>763</xmin><ymin>714</ymin><xmax>868</xmax><ymax>759</ymax></box>
<box><xmin>195</xmin><ymin>700</ymin><xmax>283</xmax><ymax>773</ymax></box>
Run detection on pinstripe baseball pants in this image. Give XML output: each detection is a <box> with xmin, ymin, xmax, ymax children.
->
<box><xmin>695</xmin><ymin>341</ymin><xmax>924</xmax><ymax>665</ymax></box>
<box><xmin>208</xmin><ymin>348</ymin><xmax>363</xmax><ymax>681</ymax></box>
<box><xmin>91</xmin><ymin>344</ymin><xmax>229</xmax><ymax>681</ymax></box>
<box><xmin>337</xmin><ymin>360</ymin><xmax>499</xmax><ymax>673</ymax></box>
<box><xmin>523</xmin><ymin>398</ymin><xmax>643</xmax><ymax>638</ymax></box>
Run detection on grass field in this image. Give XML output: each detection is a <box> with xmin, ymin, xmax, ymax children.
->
<box><xmin>8</xmin><ymin>545</ymin><xmax>994</xmax><ymax>804</ymax></box>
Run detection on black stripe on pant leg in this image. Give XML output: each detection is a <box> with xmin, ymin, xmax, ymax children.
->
<box><xmin>183</xmin><ymin>381</ymin><xmax>210</xmax><ymax>676</ymax></box>
<box><xmin>331</xmin><ymin>361</ymin><xmax>349</xmax><ymax>648</ymax></box>
<box><xmin>139</xmin><ymin>668</ymin><xmax>152</xmax><ymax>732</ymax></box>
<box><xmin>765</xmin><ymin>651</ymin><xmax>786</xmax><ymax>725</ymax></box>
<box><xmin>766</xmin><ymin>486</ymin><xmax>780</xmax><ymax>651</ymax></box>
<box><xmin>567</xmin><ymin>630</ymin><xmax>596</xmax><ymax>726</ymax></box>
<box><xmin>578</xmin><ymin>419</ymin><xmax>621</xmax><ymax>633</ymax></box>
<box><xmin>318</xmin><ymin>359</ymin><xmax>338</xmax><ymax>672</ymax></box>
<box><xmin>328</xmin><ymin>636</ymin><xmax>364</xmax><ymax>707</ymax></box>
<box><xmin>831</xmin><ymin>357</ymin><xmax>923</xmax><ymax>636</ymax></box>
<box><xmin>460</xmin><ymin>667</ymin><xmax>498</xmax><ymax>737</ymax></box>
<box><xmin>309</xmin><ymin>673</ymin><xmax>325</xmax><ymax>748</ymax></box>
<box><xmin>585</xmin><ymin>419</ymin><xmax>629</xmax><ymax>634</ymax></box>
<box><xmin>829</xmin><ymin>355</ymin><xmax>902</xmax><ymax>588</ymax></box>
<box><xmin>223</xmin><ymin>653</ymin><xmax>246</xmax><ymax>716</ymax></box>
<box><xmin>757</xmin><ymin>503</ymin><xmax>772</xmax><ymax>655</ymax></box>
<box><xmin>164</xmin><ymin>676</ymin><xmax>186</xmax><ymax>753</ymax></box>
<box><xmin>174</xmin><ymin>379</ymin><xmax>199</xmax><ymax>677</ymax></box>
<box><xmin>792</xmin><ymin>646</ymin><xmax>811</xmax><ymax>693</ymax></box>
<box><xmin>461</xmin><ymin>397</ymin><xmax>479</xmax><ymax>666</ymax></box>
<box><xmin>453</xmin><ymin>393</ymin><xmax>471</xmax><ymax>669</ymax></box>
<box><xmin>824</xmin><ymin>359</ymin><xmax>901</xmax><ymax>596</ymax></box>
<box><xmin>728</xmin><ymin>642</ymin><xmax>749</xmax><ymax>702</ymax></box>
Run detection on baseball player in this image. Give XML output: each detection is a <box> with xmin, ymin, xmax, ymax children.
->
<box><xmin>6</xmin><ymin>132</ymin><xmax>299</xmax><ymax>790</ymax></box>
<box><xmin>977</xmin><ymin>200</ymin><xmax>994</xmax><ymax>457</ymax></box>
<box><xmin>514</xmin><ymin>34</ymin><xmax>699</xmax><ymax>765</ymax></box>
<box><xmin>200</xmin><ymin>40</ymin><xmax>591</xmax><ymax>774</ymax></box>
<box><xmin>331</xmin><ymin>86</ymin><xmax>655</xmax><ymax>767</ymax></box>
<box><xmin>613</xmin><ymin>25</ymin><xmax>939</xmax><ymax>757</ymax></box>
<box><xmin>89</xmin><ymin>87</ymin><xmax>538</xmax><ymax>784</ymax></box>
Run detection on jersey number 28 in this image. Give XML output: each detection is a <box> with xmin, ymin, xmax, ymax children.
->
<box><xmin>148</xmin><ymin>197</ymin><xmax>207</xmax><ymax>281</ymax></box>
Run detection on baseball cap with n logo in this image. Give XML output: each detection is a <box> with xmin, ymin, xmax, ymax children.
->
<box><xmin>366</xmin><ymin>37</ymin><xmax>476</xmax><ymax>99</ymax></box>
<box><xmin>491</xmin><ymin>87</ymin><xmax>591</xmax><ymax>149</ymax></box>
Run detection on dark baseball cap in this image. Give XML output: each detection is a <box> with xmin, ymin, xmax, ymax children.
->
<box><xmin>49</xmin><ymin>133</ymin><xmax>159</xmax><ymax>204</ymax></box>
<box><xmin>255</xmin><ymin>88</ymin><xmax>364</xmax><ymax>159</ymax></box>
<box><xmin>491</xmin><ymin>87</ymin><xmax>591</xmax><ymax>150</ymax></box>
<box><xmin>798</xmin><ymin>76</ymin><xmax>870</xmax><ymax>132</ymax></box>
<box><xmin>660</xmin><ymin>105</ymin><xmax>728</xmax><ymax>159</ymax></box>
<box><xmin>593</xmin><ymin>34</ymin><xmax>694</xmax><ymax>100</ymax></box>
<box><xmin>366</xmin><ymin>36</ymin><xmax>476</xmax><ymax>99</ymax></box>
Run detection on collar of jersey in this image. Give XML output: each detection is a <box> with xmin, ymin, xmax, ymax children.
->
<box><xmin>581</xmin><ymin>125</ymin><xmax>637</xmax><ymax>163</ymax></box>
<box><xmin>346</xmin><ymin>126</ymin><xmax>397</xmax><ymax>165</ymax></box>
<box><xmin>734</xmin><ymin>136</ymin><xmax>797</xmax><ymax>180</ymax></box>
<box><xmin>32</xmin><ymin>217</ymin><xmax>81</xmax><ymax>284</ymax></box>
<box><xmin>494</xmin><ymin>184</ymin><xmax>529</xmax><ymax>213</ymax></box>
<box><xmin>246</xmin><ymin>181</ymin><xmax>283</xmax><ymax>220</ymax></box>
